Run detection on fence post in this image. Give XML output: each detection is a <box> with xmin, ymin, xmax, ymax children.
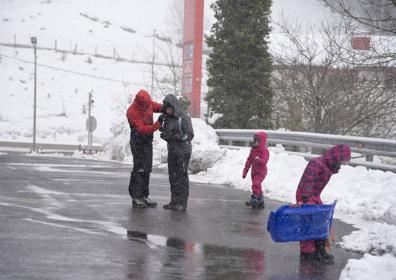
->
<box><xmin>366</xmin><ymin>154</ymin><xmax>374</xmax><ymax>162</ymax></box>
<box><xmin>14</xmin><ymin>34</ymin><xmax>16</xmax><ymax>47</ymax></box>
<box><xmin>54</xmin><ymin>40</ymin><xmax>57</xmax><ymax>52</ymax></box>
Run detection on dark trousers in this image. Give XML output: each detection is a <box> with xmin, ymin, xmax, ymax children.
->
<box><xmin>167</xmin><ymin>148</ymin><xmax>191</xmax><ymax>206</ymax></box>
<box><xmin>128</xmin><ymin>141</ymin><xmax>152</xmax><ymax>199</ymax></box>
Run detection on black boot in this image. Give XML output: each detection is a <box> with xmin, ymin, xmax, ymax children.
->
<box><xmin>256</xmin><ymin>195</ymin><xmax>265</xmax><ymax>208</ymax></box>
<box><xmin>300</xmin><ymin>252</ymin><xmax>319</xmax><ymax>261</ymax></box>
<box><xmin>315</xmin><ymin>240</ymin><xmax>334</xmax><ymax>264</ymax></box>
<box><xmin>245</xmin><ymin>195</ymin><xmax>264</xmax><ymax>208</ymax></box>
<box><xmin>132</xmin><ymin>199</ymin><xmax>147</xmax><ymax>209</ymax></box>
<box><xmin>163</xmin><ymin>202</ymin><xmax>174</xmax><ymax>210</ymax></box>
<box><xmin>172</xmin><ymin>204</ymin><xmax>186</xmax><ymax>211</ymax></box>
<box><xmin>245</xmin><ymin>195</ymin><xmax>258</xmax><ymax>207</ymax></box>
<box><xmin>142</xmin><ymin>197</ymin><xmax>157</xmax><ymax>208</ymax></box>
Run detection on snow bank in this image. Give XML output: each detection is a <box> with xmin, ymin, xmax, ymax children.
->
<box><xmin>340</xmin><ymin>253</ymin><xmax>396</xmax><ymax>280</ymax></box>
<box><xmin>340</xmin><ymin>222</ymin><xmax>396</xmax><ymax>257</ymax></box>
<box><xmin>101</xmin><ymin>119</ymin><xmax>132</xmax><ymax>162</ymax></box>
<box><xmin>100</xmin><ymin>117</ymin><xmax>223</xmax><ymax>173</ymax></box>
<box><xmin>187</xmin><ymin>119</ymin><xmax>224</xmax><ymax>173</ymax></box>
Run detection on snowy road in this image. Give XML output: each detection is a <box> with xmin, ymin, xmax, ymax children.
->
<box><xmin>0</xmin><ymin>152</ymin><xmax>361</xmax><ymax>279</ymax></box>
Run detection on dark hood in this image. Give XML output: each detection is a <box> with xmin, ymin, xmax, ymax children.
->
<box><xmin>163</xmin><ymin>94</ymin><xmax>183</xmax><ymax>117</ymax></box>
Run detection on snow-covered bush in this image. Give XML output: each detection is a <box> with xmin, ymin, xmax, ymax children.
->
<box><xmin>187</xmin><ymin>119</ymin><xmax>223</xmax><ymax>173</ymax></box>
<box><xmin>340</xmin><ymin>222</ymin><xmax>396</xmax><ymax>257</ymax></box>
<box><xmin>101</xmin><ymin>120</ymin><xmax>131</xmax><ymax>161</ymax></box>
<box><xmin>101</xmin><ymin>117</ymin><xmax>223</xmax><ymax>173</ymax></box>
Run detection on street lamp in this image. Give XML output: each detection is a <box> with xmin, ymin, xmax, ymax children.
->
<box><xmin>151</xmin><ymin>29</ymin><xmax>156</xmax><ymax>97</ymax></box>
<box><xmin>31</xmin><ymin>37</ymin><xmax>37</xmax><ymax>153</ymax></box>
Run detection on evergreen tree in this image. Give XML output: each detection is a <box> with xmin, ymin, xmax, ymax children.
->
<box><xmin>206</xmin><ymin>0</ymin><xmax>273</xmax><ymax>129</ymax></box>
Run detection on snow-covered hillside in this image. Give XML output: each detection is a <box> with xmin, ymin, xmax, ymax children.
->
<box><xmin>0</xmin><ymin>0</ymin><xmax>185</xmax><ymax>144</ymax></box>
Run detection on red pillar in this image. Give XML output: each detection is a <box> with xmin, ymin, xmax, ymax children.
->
<box><xmin>182</xmin><ymin>0</ymin><xmax>204</xmax><ymax>118</ymax></box>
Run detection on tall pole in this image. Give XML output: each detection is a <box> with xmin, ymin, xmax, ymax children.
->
<box><xmin>151</xmin><ymin>29</ymin><xmax>156</xmax><ymax>97</ymax></box>
<box><xmin>182</xmin><ymin>0</ymin><xmax>204</xmax><ymax>118</ymax></box>
<box><xmin>31</xmin><ymin>37</ymin><xmax>38</xmax><ymax>152</ymax></box>
<box><xmin>88</xmin><ymin>91</ymin><xmax>92</xmax><ymax>150</ymax></box>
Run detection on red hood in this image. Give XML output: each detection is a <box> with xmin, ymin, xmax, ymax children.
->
<box><xmin>255</xmin><ymin>131</ymin><xmax>267</xmax><ymax>150</ymax></box>
<box><xmin>133</xmin><ymin>89</ymin><xmax>151</xmax><ymax>110</ymax></box>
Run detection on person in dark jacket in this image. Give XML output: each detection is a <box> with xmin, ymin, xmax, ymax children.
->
<box><xmin>159</xmin><ymin>94</ymin><xmax>194</xmax><ymax>211</ymax></box>
<box><xmin>296</xmin><ymin>144</ymin><xmax>351</xmax><ymax>263</ymax></box>
<box><xmin>126</xmin><ymin>89</ymin><xmax>163</xmax><ymax>209</ymax></box>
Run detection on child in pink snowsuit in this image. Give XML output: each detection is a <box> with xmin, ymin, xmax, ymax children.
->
<box><xmin>242</xmin><ymin>131</ymin><xmax>270</xmax><ymax>208</ymax></box>
<box><xmin>296</xmin><ymin>144</ymin><xmax>351</xmax><ymax>262</ymax></box>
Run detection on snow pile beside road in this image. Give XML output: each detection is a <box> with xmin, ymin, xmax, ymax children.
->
<box><xmin>187</xmin><ymin>119</ymin><xmax>224</xmax><ymax>174</ymax></box>
<box><xmin>99</xmin><ymin>118</ymin><xmax>223</xmax><ymax>173</ymax></box>
<box><xmin>101</xmin><ymin>120</ymin><xmax>132</xmax><ymax>162</ymax></box>
<box><xmin>340</xmin><ymin>222</ymin><xmax>396</xmax><ymax>256</ymax></box>
<box><xmin>340</xmin><ymin>253</ymin><xmax>396</xmax><ymax>280</ymax></box>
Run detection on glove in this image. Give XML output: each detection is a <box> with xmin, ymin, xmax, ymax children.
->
<box><xmin>157</xmin><ymin>114</ymin><xmax>165</xmax><ymax>125</ymax></box>
<box><xmin>289</xmin><ymin>204</ymin><xmax>302</xmax><ymax>208</ymax></box>
<box><xmin>160</xmin><ymin>132</ymin><xmax>168</xmax><ymax>141</ymax></box>
<box><xmin>242</xmin><ymin>169</ymin><xmax>247</xmax><ymax>179</ymax></box>
<box><xmin>301</xmin><ymin>194</ymin><xmax>309</xmax><ymax>204</ymax></box>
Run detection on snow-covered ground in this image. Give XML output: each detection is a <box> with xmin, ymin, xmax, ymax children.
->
<box><xmin>1</xmin><ymin>1</ymin><xmax>396</xmax><ymax>279</ymax></box>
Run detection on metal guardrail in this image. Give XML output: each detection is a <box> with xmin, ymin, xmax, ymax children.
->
<box><xmin>215</xmin><ymin>129</ymin><xmax>396</xmax><ymax>172</ymax></box>
<box><xmin>216</xmin><ymin>129</ymin><xmax>396</xmax><ymax>157</ymax></box>
<box><xmin>0</xmin><ymin>141</ymin><xmax>103</xmax><ymax>154</ymax></box>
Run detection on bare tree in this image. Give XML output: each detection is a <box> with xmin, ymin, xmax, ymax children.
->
<box><xmin>321</xmin><ymin>0</ymin><xmax>396</xmax><ymax>65</ymax></box>
<box><xmin>271</xmin><ymin>20</ymin><xmax>396</xmax><ymax>138</ymax></box>
<box><xmin>141</xmin><ymin>0</ymin><xmax>183</xmax><ymax>100</ymax></box>
<box><xmin>155</xmin><ymin>39</ymin><xmax>183</xmax><ymax>96</ymax></box>
<box><xmin>153</xmin><ymin>0</ymin><xmax>184</xmax><ymax>98</ymax></box>
<box><xmin>322</xmin><ymin>0</ymin><xmax>396</xmax><ymax>34</ymax></box>
<box><xmin>166</xmin><ymin>0</ymin><xmax>184</xmax><ymax>45</ymax></box>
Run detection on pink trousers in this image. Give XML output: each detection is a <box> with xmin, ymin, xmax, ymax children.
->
<box><xmin>251</xmin><ymin>174</ymin><xmax>265</xmax><ymax>196</ymax></box>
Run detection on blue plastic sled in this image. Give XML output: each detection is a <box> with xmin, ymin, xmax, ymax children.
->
<box><xmin>267</xmin><ymin>201</ymin><xmax>336</xmax><ymax>242</ymax></box>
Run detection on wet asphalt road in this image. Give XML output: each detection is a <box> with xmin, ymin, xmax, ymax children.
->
<box><xmin>0</xmin><ymin>152</ymin><xmax>361</xmax><ymax>280</ymax></box>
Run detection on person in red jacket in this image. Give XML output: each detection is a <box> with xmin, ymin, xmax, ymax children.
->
<box><xmin>242</xmin><ymin>131</ymin><xmax>270</xmax><ymax>208</ymax></box>
<box><xmin>126</xmin><ymin>89</ymin><xmax>163</xmax><ymax>208</ymax></box>
<box><xmin>296</xmin><ymin>144</ymin><xmax>351</xmax><ymax>263</ymax></box>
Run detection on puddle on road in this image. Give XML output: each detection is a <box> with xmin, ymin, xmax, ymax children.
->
<box><xmin>126</xmin><ymin>230</ymin><xmax>336</xmax><ymax>280</ymax></box>
<box><xmin>127</xmin><ymin>230</ymin><xmax>266</xmax><ymax>280</ymax></box>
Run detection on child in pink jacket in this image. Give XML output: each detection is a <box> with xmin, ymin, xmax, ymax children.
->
<box><xmin>242</xmin><ymin>131</ymin><xmax>270</xmax><ymax>208</ymax></box>
<box><xmin>296</xmin><ymin>144</ymin><xmax>351</xmax><ymax>263</ymax></box>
